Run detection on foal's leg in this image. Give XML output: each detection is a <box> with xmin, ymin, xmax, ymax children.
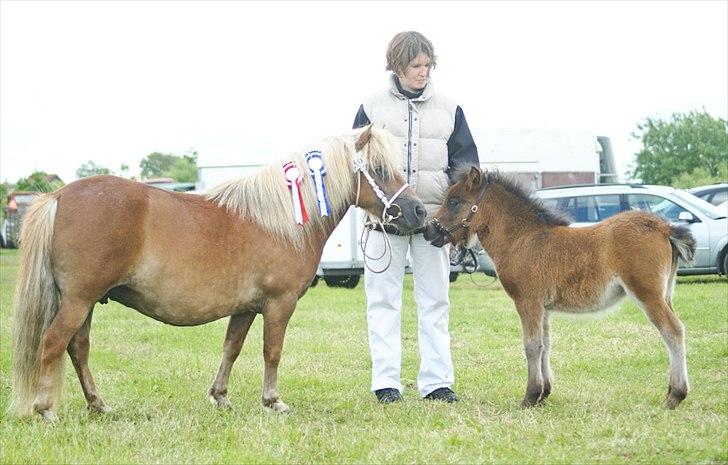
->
<box><xmin>67</xmin><ymin>309</ymin><xmax>111</xmax><ymax>414</ymax></box>
<box><xmin>261</xmin><ymin>295</ymin><xmax>296</xmax><ymax>413</ymax></box>
<box><xmin>208</xmin><ymin>311</ymin><xmax>257</xmax><ymax>409</ymax></box>
<box><xmin>540</xmin><ymin>312</ymin><xmax>553</xmax><ymax>402</ymax></box>
<box><xmin>33</xmin><ymin>296</ymin><xmax>93</xmax><ymax>421</ymax></box>
<box><xmin>515</xmin><ymin>299</ymin><xmax>545</xmax><ymax>407</ymax></box>
<box><xmin>633</xmin><ymin>293</ymin><xmax>688</xmax><ymax>408</ymax></box>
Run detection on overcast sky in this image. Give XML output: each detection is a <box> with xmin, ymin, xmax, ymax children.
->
<box><xmin>1</xmin><ymin>0</ymin><xmax>726</xmax><ymax>185</ymax></box>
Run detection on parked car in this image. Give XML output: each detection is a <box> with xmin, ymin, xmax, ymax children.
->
<box><xmin>140</xmin><ymin>177</ymin><xmax>196</xmax><ymax>192</ymax></box>
<box><xmin>688</xmin><ymin>183</ymin><xmax>728</xmax><ymax>206</ymax></box>
<box><xmin>477</xmin><ymin>184</ymin><xmax>728</xmax><ymax>277</ymax></box>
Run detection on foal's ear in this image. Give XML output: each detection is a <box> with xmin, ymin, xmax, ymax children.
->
<box><xmin>467</xmin><ymin>166</ymin><xmax>482</xmax><ymax>190</ymax></box>
<box><xmin>355</xmin><ymin>124</ymin><xmax>373</xmax><ymax>152</ymax></box>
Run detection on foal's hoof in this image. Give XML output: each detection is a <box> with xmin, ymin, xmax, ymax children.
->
<box><xmin>89</xmin><ymin>404</ymin><xmax>113</xmax><ymax>414</ymax></box>
<box><xmin>38</xmin><ymin>410</ymin><xmax>58</xmax><ymax>422</ymax></box>
<box><xmin>664</xmin><ymin>386</ymin><xmax>687</xmax><ymax>409</ymax></box>
<box><xmin>264</xmin><ymin>400</ymin><xmax>290</xmax><ymax>413</ymax></box>
<box><xmin>664</xmin><ymin>393</ymin><xmax>686</xmax><ymax>409</ymax></box>
<box><xmin>521</xmin><ymin>399</ymin><xmax>536</xmax><ymax>409</ymax></box>
<box><xmin>209</xmin><ymin>395</ymin><xmax>232</xmax><ymax>409</ymax></box>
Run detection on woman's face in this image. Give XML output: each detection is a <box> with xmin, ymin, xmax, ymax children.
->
<box><xmin>398</xmin><ymin>52</ymin><xmax>432</xmax><ymax>91</ymax></box>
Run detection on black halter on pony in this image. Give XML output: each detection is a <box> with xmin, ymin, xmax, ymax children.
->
<box><xmin>430</xmin><ymin>175</ymin><xmax>489</xmax><ymax>246</ymax></box>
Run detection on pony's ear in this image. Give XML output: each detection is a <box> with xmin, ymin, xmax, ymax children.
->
<box><xmin>467</xmin><ymin>166</ymin><xmax>482</xmax><ymax>190</ymax></box>
<box><xmin>355</xmin><ymin>124</ymin><xmax>373</xmax><ymax>152</ymax></box>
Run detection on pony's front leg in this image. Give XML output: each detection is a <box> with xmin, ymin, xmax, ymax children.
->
<box><xmin>208</xmin><ymin>311</ymin><xmax>257</xmax><ymax>409</ymax></box>
<box><xmin>515</xmin><ymin>299</ymin><xmax>545</xmax><ymax>407</ymax></box>
<box><xmin>261</xmin><ymin>295</ymin><xmax>296</xmax><ymax>413</ymax></box>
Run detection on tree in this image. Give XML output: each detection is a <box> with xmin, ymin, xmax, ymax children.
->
<box><xmin>139</xmin><ymin>150</ymin><xmax>197</xmax><ymax>182</ymax></box>
<box><xmin>671</xmin><ymin>165</ymin><xmax>728</xmax><ymax>189</ymax></box>
<box><xmin>628</xmin><ymin>110</ymin><xmax>728</xmax><ymax>186</ymax></box>
<box><xmin>0</xmin><ymin>182</ymin><xmax>9</xmax><ymax>212</ymax></box>
<box><xmin>76</xmin><ymin>160</ymin><xmax>111</xmax><ymax>179</ymax></box>
<box><xmin>15</xmin><ymin>171</ymin><xmax>64</xmax><ymax>192</ymax></box>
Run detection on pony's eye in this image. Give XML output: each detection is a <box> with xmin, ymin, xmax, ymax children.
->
<box><xmin>447</xmin><ymin>198</ymin><xmax>460</xmax><ymax>209</ymax></box>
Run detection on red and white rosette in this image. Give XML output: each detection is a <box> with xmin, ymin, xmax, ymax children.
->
<box><xmin>283</xmin><ymin>161</ymin><xmax>308</xmax><ymax>225</ymax></box>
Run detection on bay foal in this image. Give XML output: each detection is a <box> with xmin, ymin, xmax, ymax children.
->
<box><xmin>425</xmin><ymin>167</ymin><xmax>695</xmax><ymax>409</ymax></box>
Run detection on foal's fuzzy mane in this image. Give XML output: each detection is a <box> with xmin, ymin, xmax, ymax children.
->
<box><xmin>453</xmin><ymin>166</ymin><xmax>571</xmax><ymax>226</ymax></box>
<box><xmin>205</xmin><ymin>126</ymin><xmax>401</xmax><ymax>250</ymax></box>
<box><xmin>485</xmin><ymin>170</ymin><xmax>571</xmax><ymax>226</ymax></box>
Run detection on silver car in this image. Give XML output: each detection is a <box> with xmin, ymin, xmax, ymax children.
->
<box><xmin>476</xmin><ymin>184</ymin><xmax>728</xmax><ymax>277</ymax></box>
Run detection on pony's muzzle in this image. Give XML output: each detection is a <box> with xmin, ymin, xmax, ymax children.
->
<box><xmin>389</xmin><ymin>198</ymin><xmax>426</xmax><ymax>233</ymax></box>
<box><xmin>423</xmin><ymin>219</ymin><xmax>447</xmax><ymax>248</ymax></box>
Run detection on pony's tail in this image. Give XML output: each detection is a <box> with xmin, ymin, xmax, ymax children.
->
<box><xmin>669</xmin><ymin>223</ymin><xmax>697</xmax><ymax>267</ymax></box>
<box><xmin>8</xmin><ymin>193</ymin><xmax>62</xmax><ymax>417</ymax></box>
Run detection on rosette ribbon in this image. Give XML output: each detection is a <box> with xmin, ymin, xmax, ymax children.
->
<box><xmin>305</xmin><ymin>150</ymin><xmax>330</xmax><ymax>217</ymax></box>
<box><xmin>283</xmin><ymin>161</ymin><xmax>308</xmax><ymax>225</ymax></box>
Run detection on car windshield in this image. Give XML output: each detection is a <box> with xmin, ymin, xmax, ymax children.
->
<box><xmin>672</xmin><ymin>190</ymin><xmax>726</xmax><ymax>219</ymax></box>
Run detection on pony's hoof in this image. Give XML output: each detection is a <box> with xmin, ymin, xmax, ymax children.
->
<box><xmin>265</xmin><ymin>400</ymin><xmax>290</xmax><ymax>413</ymax></box>
<box><xmin>89</xmin><ymin>404</ymin><xmax>113</xmax><ymax>414</ymax></box>
<box><xmin>38</xmin><ymin>410</ymin><xmax>58</xmax><ymax>422</ymax></box>
<box><xmin>520</xmin><ymin>397</ymin><xmax>538</xmax><ymax>408</ymax></box>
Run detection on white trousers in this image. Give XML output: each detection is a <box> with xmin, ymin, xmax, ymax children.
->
<box><xmin>363</xmin><ymin>230</ymin><xmax>453</xmax><ymax>397</ymax></box>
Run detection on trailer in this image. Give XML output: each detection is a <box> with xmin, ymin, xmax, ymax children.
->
<box><xmin>473</xmin><ymin>129</ymin><xmax>617</xmax><ymax>189</ymax></box>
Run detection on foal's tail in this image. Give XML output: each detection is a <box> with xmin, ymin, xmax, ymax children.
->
<box><xmin>669</xmin><ymin>224</ymin><xmax>697</xmax><ymax>267</ymax></box>
<box><xmin>8</xmin><ymin>193</ymin><xmax>62</xmax><ymax>417</ymax></box>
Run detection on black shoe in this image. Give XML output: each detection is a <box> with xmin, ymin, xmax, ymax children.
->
<box><xmin>424</xmin><ymin>387</ymin><xmax>458</xmax><ymax>403</ymax></box>
<box><xmin>374</xmin><ymin>388</ymin><xmax>403</xmax><ymax>404</ymax></box>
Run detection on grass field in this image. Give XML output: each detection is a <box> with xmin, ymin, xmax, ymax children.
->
<box><xmin>1</xmin><ymin>248</ymin><xmax>726</xmax><ymax>464</ymax></box>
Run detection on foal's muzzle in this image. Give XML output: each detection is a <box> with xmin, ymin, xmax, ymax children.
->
<box><xmin>423</xmin><ymin>218</ymin><xmax>450</xmax><ymax>248</ymax></box>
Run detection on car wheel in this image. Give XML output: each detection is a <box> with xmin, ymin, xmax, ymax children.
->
<box><xmin>324</xmin><ymin>275</ymin><xmax>360</xmax><ymax>288</ymax></box>
<box><xmin>449</xmin><ymin>272</ymin><xmax>458</xmax><ymax>283</ymax></box>
<box><xmin>723</xmin><ymin>251</ymin><xmax>728</xmax><ymax>279</ymax></box>
<box><xmin>310</xmin><ymin>275</ymin><xmax>319</xmax><ymax>287</ymax></box>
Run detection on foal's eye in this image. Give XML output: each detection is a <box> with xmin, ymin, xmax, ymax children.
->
<box><xmin>447</xmin><ymin>198</ymin><xmax>461</xmax><ymax>209</ymax></box>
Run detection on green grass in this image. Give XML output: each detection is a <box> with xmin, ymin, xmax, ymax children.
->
<box><xmin>1</xmin><ymin>248</ymin><xmax>726</xmax><ymax>464</ymax></box>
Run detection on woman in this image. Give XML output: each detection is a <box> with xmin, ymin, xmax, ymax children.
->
<box><xmin>353</xmin><ymin>31</ymin><xmax>479</xmax><ymax>403</ymax></box>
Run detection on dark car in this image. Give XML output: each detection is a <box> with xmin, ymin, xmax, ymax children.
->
<box><xmin>688</xmin><ymin>183</ymin><xmax>728</xmax><ymax>206</ymax></box>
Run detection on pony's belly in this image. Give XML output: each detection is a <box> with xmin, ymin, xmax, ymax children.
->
<box><xmin>546</xmin><ymin>279</ymin><xmax>626</xmax><ymax>314</ymax></box>
<box><xmin>106</xmin><ymin>285</ymin><xmax>241</xmax><ymax>326</ymax></box>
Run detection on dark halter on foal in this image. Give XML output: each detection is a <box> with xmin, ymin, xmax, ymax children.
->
<box><xmin>431</xmin><ymin>176</ymin><xmax>489</xmax><ymax>246</ymax></box>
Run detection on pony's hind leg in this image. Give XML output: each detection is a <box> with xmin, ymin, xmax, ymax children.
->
<box><xmin>540</xmin><ymin>312</ymin><xmax>553</xmax><ymax>402</ymax></box>
<box><xmin>625</xmin><ymin>275</ymin><xmax>689</xmax><ymax>409</ymax></box>
<box><xmin>208</xmin><ymin>311</ymin><xmax>257</xmax><ymax>409</ymax></box>
<box><xmin>515</xmin><ymin>299</ymin><xmax>545</xmax><ymax>407</ymax></box>
<box><xmin>67</xmin><ymin>309</ymin><xmax>111</xmax><ymax>414</ymax></box>
<box><xmin>33</xmin><ymin>297</ymin><xmax>93</xmax><ymax>421</ymax></box>
<box><xmin>261</xmin><ymin>295</ymin><xmax>296</xmax><ymax>413</ymax></box>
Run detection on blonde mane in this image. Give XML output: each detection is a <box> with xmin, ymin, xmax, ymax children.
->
<box><xmin>205</xmin><ymin>126</ymin><xmax>401</xmax><ymax>250</ymax></box>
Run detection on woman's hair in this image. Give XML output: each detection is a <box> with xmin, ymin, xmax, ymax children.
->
<box><xmin>385</xmin><ymin>31</ymin><xmax>437</xmax><ymax>75</ymax></box>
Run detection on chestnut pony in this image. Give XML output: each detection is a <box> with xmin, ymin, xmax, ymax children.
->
<box><xmin>10</xmin><ymin>125</ymin><xmax>426</xmax><ymax>421</ymax></box>
<box><xmin>424</xmin><ymin>167</ymin><xmax>696</xmax><ymax>409</ymax></box>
